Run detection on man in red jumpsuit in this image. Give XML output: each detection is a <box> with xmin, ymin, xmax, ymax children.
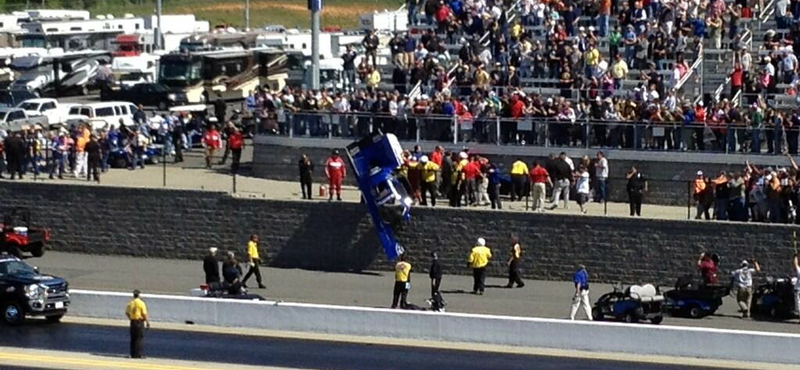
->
<box><xmin>325</xmin><ymin>149</ymin><xmax>346</xmax><ymax>201</ymax></box>
<box><xmin>202</xmin><ymin>125</ymin><xmax>222</xmax><ymax>169</ymax></box>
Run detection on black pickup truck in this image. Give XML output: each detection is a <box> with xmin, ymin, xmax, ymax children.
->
<box><xmin>0</xmin><ymin>255</ymin><xmax>69</xmax><ymax>325</ymax></box>
<box><xmin>100</xmin><ymin>82</ymin><xmax>188</xmax><ymax>110</ymax></box>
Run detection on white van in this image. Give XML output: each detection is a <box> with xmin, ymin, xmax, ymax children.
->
<box><xmin>67</xmin><ymin>101</ymin><xmax>139</xmax><ymax>130</ymax></box>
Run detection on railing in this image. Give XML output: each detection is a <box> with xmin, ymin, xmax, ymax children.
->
<box><xmin>261</xmin><ymin>110</ymin><xmax>791</xmax><ymax>155</ymax></box>
<box><xmin>674</xmin><ymin>56</ymin><xmax>703</xmax><ymax>92</ymax></box>
<box><xmin>759</xmin><ymin>0</ymin><xmax>776</xmax><ymax>29</ymax></box>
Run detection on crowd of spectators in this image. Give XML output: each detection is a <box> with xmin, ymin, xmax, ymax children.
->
<box><xmin>241</xmin><ymin>0</ymin><xmax>800</xmax><ymax>153</ymax></box>
<box><xmin>692</xmin><ymin>154</ymin><xmax>800</xmax><ymax>223</ymax></box>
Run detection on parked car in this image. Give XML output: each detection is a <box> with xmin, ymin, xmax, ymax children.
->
<box><xmin>100</xmin><ymin>83</ymin><xmax>188</xmax><ymax>110</ymax></box>
<box><xmin>16</xmin><ymin>98</ymin><xmax>77</xmax><ymax>128</ymax></box>
<box><xmin>0</xmin><ymin>107</ymin><xmax>48</xmax><ymax>132</ymax></box>
<box><xmin>0</xmin><ymin>208</ymin><xmax>50</xmax><ymax>258</ymax></box>
<box><xmin>592</xmin><ymin>283</ymin><xmax>665</xmax><ymax>324</ymax></box>
<box><xmin>66</xmin><ymin>101</ymin><xmax>139</xmax><ymax>131</ymax></box>
<box><xmin>0</xmin><ymin>255</ymin><xmax>69</xmax><ymax>325</ymax></box>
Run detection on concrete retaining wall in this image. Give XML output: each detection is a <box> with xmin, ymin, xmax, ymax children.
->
<box><xmin>70</xmin><ymin>289</ymin><xmax>800</xmax><ymax>365</ymax></box>
<box><xmin>2</xmin><ymin>181</ymin><xmax>797</xmax><ymax>284</ymax></box>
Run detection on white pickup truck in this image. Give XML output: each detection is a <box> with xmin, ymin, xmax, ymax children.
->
<box><xmin>0</xmin><ymin>107</ymin><xmax>49</xmax><ymax>132</ymax></box>
<box><xmin>16</xmin><ymin>98</ymin><xmax>78</xmax><ymax>129</ymax></box>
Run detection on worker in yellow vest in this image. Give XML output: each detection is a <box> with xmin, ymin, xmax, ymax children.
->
<box><xmin>467</xmin><ymin>238</ymin><xmax>492</xmax><ymax>295</ymax></box>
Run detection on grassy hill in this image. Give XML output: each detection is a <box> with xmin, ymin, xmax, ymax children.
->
<box><xmin>2</xmin><ymin>0</ymin><xmax>402</xmax><ymax>29</ymax></box>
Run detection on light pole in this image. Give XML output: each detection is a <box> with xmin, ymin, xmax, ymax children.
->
<box><xmin>155</xmin><ymin>0</ymin><xmax>163</xmax><ymax>50</ymax></box>
<box><xmin>309</xmin><ymin>0</ymin><xmax>321</xmax><ymax>90</ymax></box>
<box><xmin>245</xmin><ymin>0</ymin><xmax>251</xmax><ymax>30</ymax></box>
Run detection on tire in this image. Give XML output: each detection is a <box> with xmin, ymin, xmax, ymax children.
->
<box><xmin>45</xmin><ymin>314</ymin><xmax>64</xmax><ymax>324</ymax></box>
<box><xmin>592</xmin><ymin>307</ymin><xmax>603</xmax><ymax>321</ymax></box>
<box><xmin>650</xmin><ymin>315</ymin><xmax>664</xmax><ymax>325</ymax></box>
<box><xmin>6</xmin><ymin>244</ymin><xmax>21</xmax><ymax>258</ymax></box>
<box><xmin>688</xmin><ymin>306</ymin><xmax>703</xmax><ymax>319</ymax></box>
<box><xmin>157</xmin><ymin>101</ymin><xmax>168</xmax><ymax>111</ymax></box>
<box><xmin>624</xmin><ymin>313</ymin><xmax>638</xmax><ymax>323</ymax></box>
<box><xmin>30</xmin><ymin>243</ymin><xmax>45</xmax><ymax>258</ymax></box>
<box><xmin>2</xmin><ymin>302</ymin><xmax>24</xmax><ymax>326</ymax></box>
<box><xmin>113</xmin><ymin>158</ymin><xmax>127</xmax><ymax>169</ymax></box>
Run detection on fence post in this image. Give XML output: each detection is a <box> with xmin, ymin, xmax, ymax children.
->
<box><xmin>453</xmin><ymin>115</ymin><xmax>458</xmax><ymax>145</ymax></box>
<box><xmin>288</xmin><ymin>113</ymin><xmax>294</xmax><ymax>138</ymax></box>
<box><xmin>687</xmin><ymin>180</ymin><xmax>691</xmax><ymax>220</ymax></box>
<box><xmin>545</xmin><ymin>119</ymin><xmax>549</xmax><ymax>148</ymax></box>
<box><xmin>416</xmin><ymin>116</ymin><xmax>420</xmax><ymax>142</ymax></box>
<box><xmin>495</xmin><ymin>116</ymin><xmax>501</xmax><ymax>145</ymax></box>
<box><xmin>328</xmin><ymin>112</ymin><xmax>333</xmax><ymax>139</ymax></box>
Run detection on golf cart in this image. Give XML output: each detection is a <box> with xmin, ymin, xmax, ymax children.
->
<box><xmin>751</xmin><ymin>276</ymin><xmax>798</xmax><ymax>321</ymax></box>
<box><xmin>664</xmin><ymin>275</ymin><xmax>730</xmax><ymax>318</ymax></box>
<box><xmin>592</xmin><ymin>283</ymin><xmax>665</xmax><ymax>324</ymax></box>
<box><xmin>0</xmin><ymin>208</ymin><xmax>50</xmax><ymax>258</ymax></box>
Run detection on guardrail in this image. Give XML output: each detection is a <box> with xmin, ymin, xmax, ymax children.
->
<box><xmin>674</xmin><ymin>56</ymin><xmax>703</xmax><ymax>92</ymax></box>
<box><xmin>68</xmin><ymin>289</ymin><xmax>800</xmax><ymax>365</ymax></box>
<box><xmin>261</xmin><ymin>110</ymin><xmax>761</xmax><ymax>153</ymax></box>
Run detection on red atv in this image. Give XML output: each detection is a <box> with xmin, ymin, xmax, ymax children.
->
<box><xmin>0</xmin><ymin>208</ymin><xmax>50</xmax><ymax>258</ymax></box>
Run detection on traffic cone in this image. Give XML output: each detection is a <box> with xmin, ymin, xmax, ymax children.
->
<box><xmin>318</xmin><ymin>184</ymin><xmax>326</xmax><ymax>198</ymax></box>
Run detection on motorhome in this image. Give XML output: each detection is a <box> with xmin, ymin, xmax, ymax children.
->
<box><xmin>159</xmin><ymin>48</ymin><xmax>286</xmax><ymax>103</ymax></box>
<box><xmin>0</xmin><ymin>47</ymin><xmax>51</xmax><ymax>83</ymax></box>
<box><xmin>19</xmin><ymin>10</ymin><xmax>90</xmax><ymax>22</ymax></box>
<box><xmin>143</xmin><ymin>15</ymin><xmax>210</xmax><ymax>52</ymax></box>
<box><xmin>112</xmin><ymin>34</ymin><xmax>155</xmax><ymax>56</ymax></box>
<box><xmin>16</xmin><ymin>15</ymin><xmax>145</xmax><ymax>51</ymax></box>
<box><xmin>10</xmin><ymin>50</ymin><xmax>112</xmax><ymax>96</ymax></box>
<box><xmin>111</xmin><ymin>54</ymin><xmax>159</xmax><ymax>86</ymax></box>
<box><xmin>178</xmin><ymin>31</ymin><xmax>262</xmax><ymax>52</ymax></box>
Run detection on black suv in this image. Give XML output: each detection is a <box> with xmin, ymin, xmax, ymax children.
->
<box><xmin>0</xmin><ymin>255</ymin><xmax>69</xmax><ymax>325</ymax></box>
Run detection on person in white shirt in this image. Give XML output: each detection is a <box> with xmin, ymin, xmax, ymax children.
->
<box><xmin>575</xmin><ymin>165</ymin><xmax>590</xmax><ymax>214</ymax></box>
<box><xmin>793</xmin><ymin>254</ymin><xmax>800</xmax><ymax>324</ymax></box>
<box><xmin>594</xmin><ymin>151</ymin><xmax>608</xmax><ymax>202</ymax></box>
<box><xmin>731</xmin><ymin>260</ymin><xmax>760</xmax><ymax>318</ymax></box>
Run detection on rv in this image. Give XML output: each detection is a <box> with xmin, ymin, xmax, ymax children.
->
<box><xmin>16</xmin><ymin>16</ymin><xmax>145</xmax><ymax>51</ymax></box>
<box><xmin>178</xmin><ymin>31</ymin><xmax>260</xmax><ymax>53</ymax></box>
<box><xmin>10</xmin><ymin>50</ymin><xmax>112</xmax><ymax>96</ymax></box>
<box><xmin>159</xmin><ymin>48</ymin><xmax>286</xmax><ymax>103</ymax></box>
<box><xmin>111</xmin><ymin>54</ymin><xmax>159</xmax><ymax>87</ymax></box>
<box><xmin>112</xmin><ymin>34</ymin><xmax>155</xmax><ymax>56</ymax></box>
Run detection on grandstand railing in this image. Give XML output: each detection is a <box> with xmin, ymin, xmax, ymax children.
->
<box><xmin>675</xmin><ymin>56</ymin><xmax>703</xmax><ymax>93</ymax></box>
<box><xmin>260</xmin><ymin>110</ymin><xmax>783</xmax><ymax>154</ymax></box>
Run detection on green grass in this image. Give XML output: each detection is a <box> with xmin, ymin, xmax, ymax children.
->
<box><xmin>27</xmin><ymin>0</ymin><xmax>403</xmax><ymax>30</ymax></box>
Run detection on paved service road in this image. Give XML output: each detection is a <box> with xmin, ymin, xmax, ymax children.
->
<box><xmin>34</xmin><ymin>252</ymin><xmax>800</xmax><ymax>334</ymax></box>
<box><xmin>0</xmin><ymin>322</ymin><xmax>732</xmax><ymax>370</ymax></box>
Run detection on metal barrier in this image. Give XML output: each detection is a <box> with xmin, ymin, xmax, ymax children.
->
<box><xmin>261</xmin><ymin>111</ymin><xmax>772</xmax><ymax>154</ymax></box>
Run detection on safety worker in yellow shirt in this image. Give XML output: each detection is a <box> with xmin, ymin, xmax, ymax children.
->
<box><xmin>467</xmin><ymin>238</ymin><xmax>492</xmax><ymax>295</ymax></box>
<box><xmin>510</xmin><ymin>157</ymin><xmax>529</xmax><ymax>201</ymax></box>
<box><xmin>242</xmin><ymin>234</ymin><xmax>266</xmax><ymax>289</ymax></box>
<box><xmin>392</xmin><ymin>254</ymin><xmax>412</xmax><ymax>309</ymax></box>
<box><xmin>419</xmin><ymin>155</ymin><xmax>440</xmax><ymax>206</ymax></box>
<box><xmin>450</xmin><ymin>152</ymin><xmax>469</xmax><ymax>207</ymax></box>
<box><xmin>125</xmin><ymin>290</ymin><xmax>150</xmax><ymax>359</ymax></box>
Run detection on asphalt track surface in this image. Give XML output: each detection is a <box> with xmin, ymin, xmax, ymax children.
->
<box><xmin>32</xmin><ymin>252</ymin><xmax>800</xmax><ymax>334</ymax></box>
<box><xmin>0</xmin><ymin>322</ymin><xmax>733</xmax><ymax>370</ymax></box>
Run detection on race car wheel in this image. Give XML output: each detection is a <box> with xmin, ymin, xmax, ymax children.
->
<box><xmin>592</xmin><ymin>307</ymin><xmax>603</xmax><ymax>321</ymax></box>
<box><xmin>624</xmin><ymin>313</ymin><xmax>638</xmax><ymax>323</ymax></box>
<box><xmin>650</xmin><ymin>316</ymin><xmax>664</xmax><ymax>325</ymax></box>
<box><xmin>2</xmin><ymin>302</ymin><xmax>24</xmax><ymax>326</ymax></box>
<box><xmin>45</xmin><ymin>314</ymin><xmax>64</xmax><ymax>324</ymax></box>
<box><xmin>688</xmin><ymin>306</ymin><xmax>703</xmax><ymax>319</ymax></box>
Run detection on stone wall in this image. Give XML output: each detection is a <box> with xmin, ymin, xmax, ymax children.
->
<box><xmin>3</xmin><ymin>182</ymin><xmax>796</xmax><ymax>285</ymax></box>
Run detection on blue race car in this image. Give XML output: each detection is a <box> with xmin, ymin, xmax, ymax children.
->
<box><xmin>345</xmin><ymin>133</ymin><xmax>411</xmax><ymax>261</ymax></box>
